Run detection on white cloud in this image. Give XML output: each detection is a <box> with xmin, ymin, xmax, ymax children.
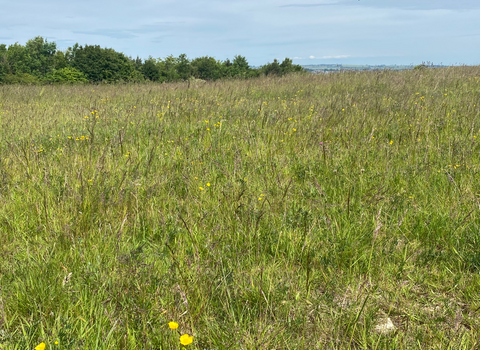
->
<box><xmin>1</xmin><ymin>0</ymin><xmax>479</xmax><ymax>65</ymax></box>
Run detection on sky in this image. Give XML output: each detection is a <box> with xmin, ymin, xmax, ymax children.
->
<box><xmin>1</xmin><ymin>0</ymin><xmax>479</xmax><ymax>66</ymax></box>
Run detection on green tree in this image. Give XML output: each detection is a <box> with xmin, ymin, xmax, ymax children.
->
<box><xmin>0</xmin><ymin>44</ymin><xmax>7</xmax><ymax>82</ymax></box>
<box><xmin>5</xmin><ymin>43</ymin><xmax>30</xmax><ymax>75</ymax></box>
<box><xmin>233</xmin><ymin>55</ymin><xmax>249</xmax><ymax>72</ymax></box>
<box><xmin>191</xmin><ymin>56</ymin><xmax>222</xmax><ymax>80</ymax></box>
<box><xmin>261</xmin><ymin>58</ymin><xmax>303</xmax><ymax>76</ymax></box>
<box><xmin>24</xmin><ymin>36</ymin><xmax>57</xmax><ymax>77</ymax></box>
<box><xmin>157</xmin><ymin>55</ymin><xmax>180</xmax><ymax>82</ymax></box>
<box><xmin>176</xmin><ymin>54</ymin><xmax>191</xmax><ymax>80</ymax></box>
<box><xmin>280</xmin><ymin>58</ymin><xmax>303</xmax><ymax>74</ymax></box>
<box><xmin>53</xmin><ymin>50</ymin><xmax>68</xmax><ymax>70</ymax></box>
<box><xmin>142</xmin><ymin>57</ymin><xmax>160</xmax><ymax>81</ymax></box>
<box><xmin>69</xmin><ymin>44</ymin><xmax>135</xmax><ymax>82</ymax></box>
<box><xmin>262</xmin><ymin>59</ymin><xmax>282</xmax><ymax>76</ymax></box>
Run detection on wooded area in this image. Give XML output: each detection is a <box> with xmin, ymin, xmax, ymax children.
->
<box><xmin>0</xmin><ymin>36</ymin><xmax>304</xmax><ymax>84</ymax></box>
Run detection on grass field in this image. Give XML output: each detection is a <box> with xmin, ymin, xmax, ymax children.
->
<box><xmin>1</xmin><ymin>67</ymin><xmax>480</xmax><ymax>349</ymax></box>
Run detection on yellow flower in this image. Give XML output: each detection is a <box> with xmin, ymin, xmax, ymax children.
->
<box><xmin>35</xmin><ymin>343</ymin><xmax>46</xmax><ymax>350</ymax></box>
<box><xmin>199</xmin><ymin>187</ymin><xmax>204</xmax><ymax>190</ymax></box>
<box><xmin>389</xmin><ymin>140</ymin><xmax>393</xmax><ymax>145</ymax></box>
<box><xmin>169</xmin><ymin>322</ymin><xmax>179</xmax><ymax>329</ymax></box>
<box><xmin>180</xmin><ymin>334</ymin><xmax>194</xmax><ymax>346</ymax></box>
<box><xmin>206</xmin><ymin>183</ymin><xmax>211</xmax><ymax>187</ymax></box>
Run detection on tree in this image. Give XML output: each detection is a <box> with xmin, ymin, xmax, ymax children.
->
<box><xmin>233</xmin><ymin>55</ymin><xmax>249</xmax><ymax>71</ymax></box>
<box><xmin>176</xmin><ymin>54</ymin><xmax>191</xmax><ymax>80</ymax></box>
<box><xmin>69</xmin><ymin>44</ymin><xmax>135</xmax><ymax>82</ymax></box>
<box><xmin>157</xmin><ymin>55</ymin><xmax>180</xmax><ymax>82</ymax></box>
<box><xmin>24</xmin><ymin>36</ymin><xmax>57</xmax><ymax>76</ymax></box>
<box><xmin>0</xmin><ymin>44</ymin><xmax>7</xmax><ymax>82</ymax></box>
<box><xmin>142</xmin><ymin>57</ymin><xmax>160</xmax><ymax>81</ymax></box>
<box><xmin>191</xmin><ymin>56</ymin><xmax>222</xmax><ymax>80</ymax></box>
<box><xmin>280</xmin><ymin>58</ymin><xmax>303</xmax><ymax>74</ymax></box>
<box><xmin>262</xmin><ymin>59</ymin><xmax>281</xmax><ymax>76</ymax></box>
<box><xmin>261</xmin><ymin>58</ymin><xmax>303</xmax><ymax>76</ymax></box>
<box><xmin>5</xmin><ymin>43</ymin><xmax>30</xmax><ymax>75</ymax></box>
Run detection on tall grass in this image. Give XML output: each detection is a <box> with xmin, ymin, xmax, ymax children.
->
<box><xmin>1</xmin><ymin>67</ymin><xmax>480</xmax><ymax>349</ymax></box>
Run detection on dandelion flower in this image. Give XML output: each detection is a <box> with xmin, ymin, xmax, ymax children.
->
<box><xmin>35</xmin><ymin>343</ymin><xmax>46</xmax><ymax>350</ymax></box>
<box><xmin>389</xmin><ymin>140</ymin><xmax>393</xmax><ymax>145</ymax></box>
<box><xmin>180</xmin><ymin>334</ymin><xmax>194</xmax><ymax>346</ymax></box>
<box><xmin>206</xmin><ymin>183</ymin><xmax>211</xmax><ymax>187</ymax></box>
<box><xmin>169</xmin><ymin>322</ymin><xmax>179</xmax><ymax>330</ymax></box>
<box><xmin>55</xmin><ymin>341</ymin><xmax>59</xmax><ymax>345</ymax></box>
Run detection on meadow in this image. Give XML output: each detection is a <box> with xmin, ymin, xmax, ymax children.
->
<box><xmin>1</xmin><ymin>67</ymin><xmax>480</xmax><ymax>349</ymax></box>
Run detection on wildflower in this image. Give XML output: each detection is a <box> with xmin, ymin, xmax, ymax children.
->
<box><xmin>199</xmin><ymin>187</ymin><xmax>204</xmax><ymax>190</ymax></box>
<box><xmin>180</xmin><ymin>334</ymin><xmax>194</xmax><ymax>346</ymax></box>
<box><xmin>206</xmin><ymin>183</ymin><xmax>211</xmax><ymax>187</ymax></box>
<box><xmin>35</xmin><ymin>343</ymin><xmax>46</xmax><ymax>350</ymax></box>
<box><xmin>169</xmin><ymin>322</ymin><xmax>179</xmax><ymax>330</ymax></box>
<box><xmin>55</xmin><ymin>341</ymin><xmax>59</xmax><ymax>345</ymax></box>
<box><xmin>389</xmin><ymin>140</ymin><xmax>393</xmax><ymax>145</ymax></box>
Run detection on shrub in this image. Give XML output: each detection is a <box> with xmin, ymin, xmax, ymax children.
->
<box><xmin>43</xmin><ymin>67</ymin><xmax>87</xmax><ymax>83</ymax></box>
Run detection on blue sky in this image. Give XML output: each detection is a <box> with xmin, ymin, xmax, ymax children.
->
<box><xmin>1</xmin><ymin>0</ymin><xmax>479</xmax><ymax>66</ymax></box>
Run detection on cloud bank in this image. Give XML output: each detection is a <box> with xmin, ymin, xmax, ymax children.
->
<box><xmin>0</xmin><ymin>0</ymin><xmax>478</xmax><ymax>65</ymax></box>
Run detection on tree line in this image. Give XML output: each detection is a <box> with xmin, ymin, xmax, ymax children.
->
<box><xmin>0</xmin><ymin>36</ymin><xmax>304</xmax><ymax>84</ymax></box>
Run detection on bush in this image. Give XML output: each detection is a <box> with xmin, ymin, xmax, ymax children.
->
<box><xmin>43</xmin><ymin>67</ymin><xmax>87</xmax><ymax>83</ymax></box>
<box><xmin>2</xmin><ymin>73</ymin><xmax>40</xmax><ymax>84</ymax></box>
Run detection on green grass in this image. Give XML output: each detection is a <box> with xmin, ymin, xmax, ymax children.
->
<box><xmin>1</xmin><ymin>68</ymin><xmax>480</xmax><ymax>349</ymax></box>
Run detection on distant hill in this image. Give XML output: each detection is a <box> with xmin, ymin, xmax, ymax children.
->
<box><xmin>301</xmin><ymin>64</ymin><xmax>445</xmax><ymax>72</ymax></box>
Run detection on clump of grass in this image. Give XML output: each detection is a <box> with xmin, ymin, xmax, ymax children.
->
<box><xmin>1</xmin><ymin>68</ymin><xmax>480</xmax><ymax>349</ymax></box>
